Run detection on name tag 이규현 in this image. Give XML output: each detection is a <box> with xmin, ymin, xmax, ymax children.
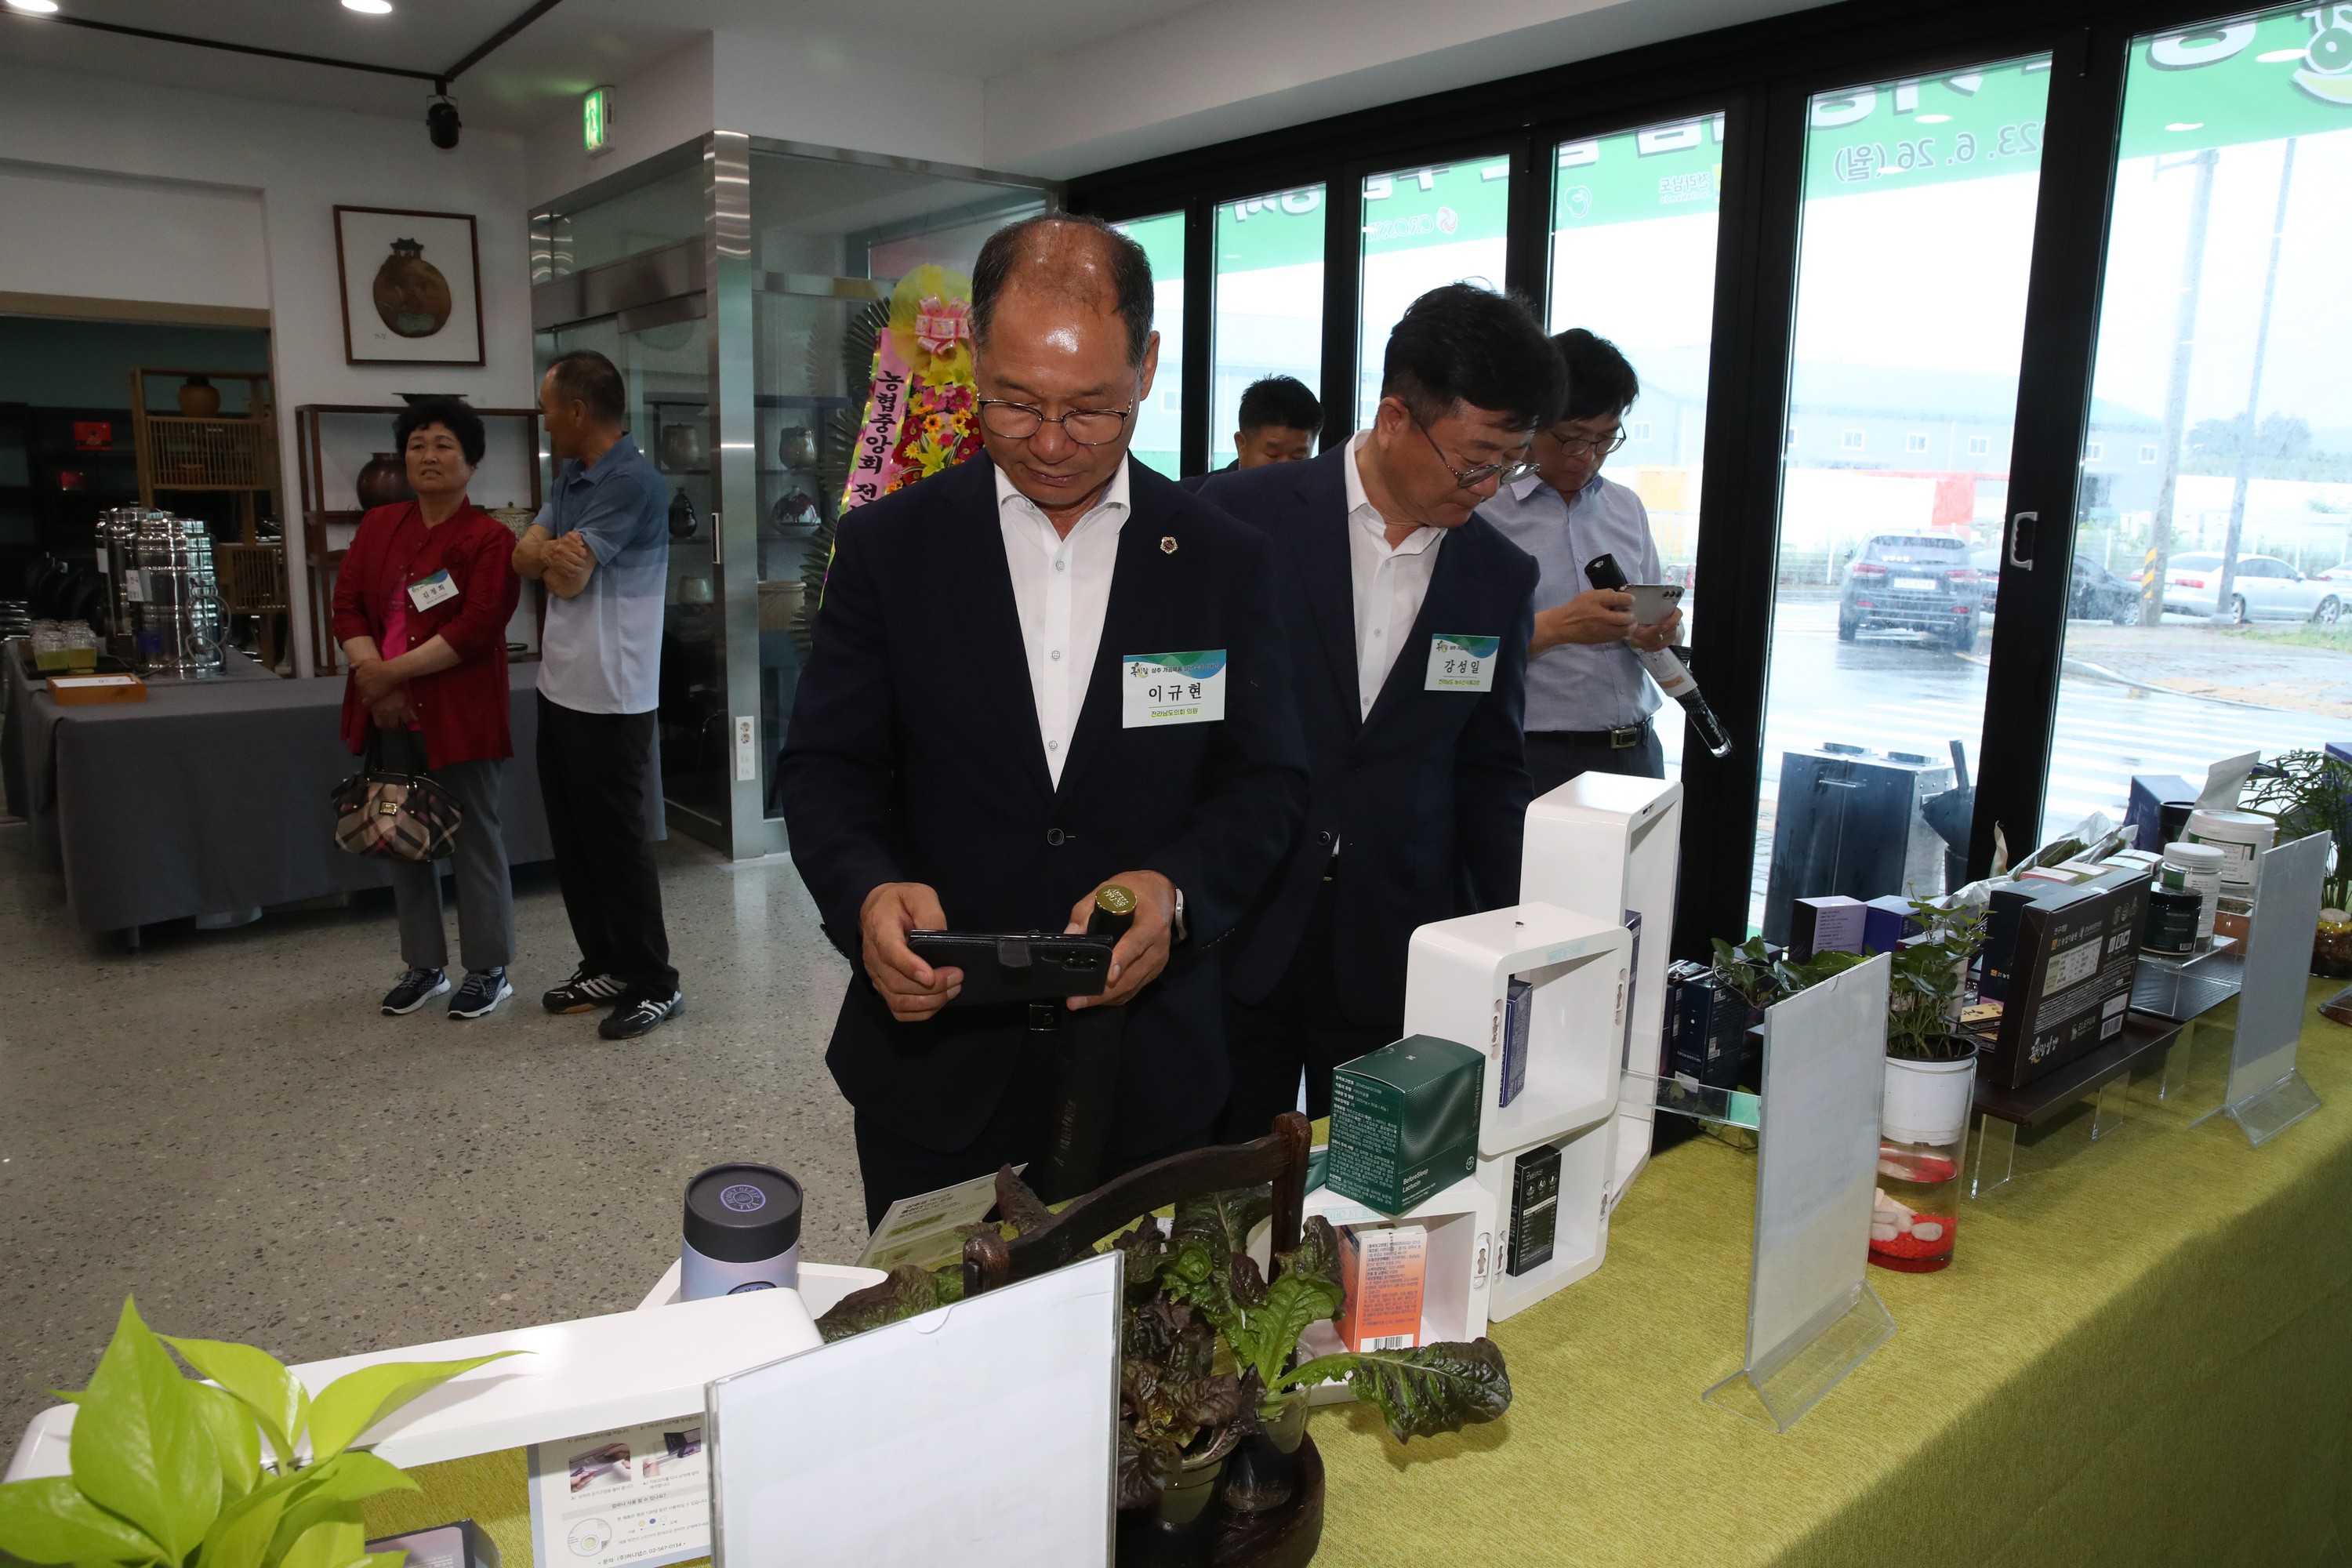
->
<box><xmin>407</xmin><ymin>568</ymin><xmax>459</xmax><ymax>611</ymax></box>
<box><xmin>1122</xmin><ymin>649</ymin><xmax>1227</xmax><ymax>728</ymax></box>
<box><xmin>1425</xmin><ymin>633</ymin><xmax>1498</xmax><ymax>692</ymax></box>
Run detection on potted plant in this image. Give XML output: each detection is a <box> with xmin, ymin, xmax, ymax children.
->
<box><xmin>0</xmin><ymin>1298</ymin><xmax>511</xmax><ymax>1568</ymax></box>
<box><xmin>818</xmin><ymin>1181</ymin><xmax>1511</xmax><ymax>1566</ymax></box>
<box><xmin>1871</xmin><ymin>898</ymin><xmax>1988</xmax><ymax>1274</ymax></box>
<box><xmin>2241</xmin><ymin>749</ymin><xmax>2352</xmax><ymax>976</ymax></box>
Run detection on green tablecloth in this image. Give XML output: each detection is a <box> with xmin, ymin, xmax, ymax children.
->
<box><xmin>1309</xmin><ymin>979</ymin><xmax>2352</xmax><ymax>1567</ymax></box>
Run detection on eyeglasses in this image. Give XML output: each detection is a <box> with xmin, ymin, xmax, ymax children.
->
<box><xmin>976</xmin><ymin>399</ymin><xmax>1134</xmax><ymax>446</ymax></box>
<box><xmin>1417</xmin><ymin>423</ymin><xmax>1537</xmax><ymax>492</ymax></box>
<box><xmin>1548</xmin><ymin>427</ymin><xmax>1629</xmax><ymax>458</ymax></box>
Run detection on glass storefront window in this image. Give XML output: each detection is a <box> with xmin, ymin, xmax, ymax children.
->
<box><xmin>1212</xmin><ymin>187</ymin><xmax>1324</xmax><ymax>468</ymax></box>
<box><xmin>1547</xmin><ymin>115</ymin><xmax>1728</xmax><ymax>773</ymax></box>
<box><xmin>1356</xmin><ymin>158</ymin><xmax>1511</xmax><ymax>426</ymax></box>
<box><xmin>2047</xmin><ymin>5</ymin><xmax>2352</xmax><ymax>839</ymax></box>
<box><xmin>1753</xmin><ymin>56</ymin><xmax>2053</xmax><ymax>935</ymax></box>
<box><xmin>1112</xmin><ymin>212</ymin><xmax>1185</xmax><ymax>478</ymax></box>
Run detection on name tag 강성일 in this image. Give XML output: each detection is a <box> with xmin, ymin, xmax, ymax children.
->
<box><xmin>1425</xmin><ymin>633</ymin><xmax>1498</xmax><ymax>692</ymax></box>
<box><xmin>1122</xmin><ymin>650</ymin><xmax>1228</xmax><ymax>728</ymax></box>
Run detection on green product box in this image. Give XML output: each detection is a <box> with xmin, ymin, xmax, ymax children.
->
<box><xmin>1326</xmin><ymin>1035</ymin><xmax>1485</xmax><ymax>1215</ymax></box>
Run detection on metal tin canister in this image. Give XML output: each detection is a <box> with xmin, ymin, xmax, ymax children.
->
<box><xmin>2141</xmin><ymin>887</ymin><xmax>2201</xmax><ymax>956</ymax></box>
<box><xmin>680</xmin><ymin>1163</ymin><xmax>802</xmax><ymax>1300</ymax></box>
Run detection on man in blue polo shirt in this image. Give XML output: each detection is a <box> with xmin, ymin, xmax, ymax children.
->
<box><xmin>514</xmin><ymin>349</ymin><xmax>681</xmax><ymax>1040</ymax></box>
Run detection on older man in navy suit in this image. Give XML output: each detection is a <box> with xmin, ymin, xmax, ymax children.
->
<box><xmin>1203</xmin><ymin>284</ymin><xmax>1565</xmax><ymax>1137</ymax></box>
<box><xmin>782</xmin><ymin>215</ymin><xmax>1307</xmax><ymax>1225</ymax></box>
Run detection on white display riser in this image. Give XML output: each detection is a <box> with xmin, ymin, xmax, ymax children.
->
<box><xmin>637</xmin><ymin>1257</ymin><xmax>885</xmax><ymax>1318</ymax></box>
<box><xmin>1403</xmin><ymin>900</ymin><xmax>1632</xmax><ymax>1158</ymax></box>
<box><xmin>1518</xmin><ymin>771</ymin><xmax>1683</xmax><ymax>1202</ymax></box>
<box><xmin>1473</xmin><ymin>1116</ymin><xmax>1617</xmax><ymax>1322</ymax></box>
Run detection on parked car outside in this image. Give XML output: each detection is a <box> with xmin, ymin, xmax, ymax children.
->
<box><xmin>2147</xmin><ymin>552</ymin><xmax>2343</xmax><ymax>623</ymax></box>
<box><xmin>2070</xmin><ymin>556</ymin><xmax>2141</xmax><ymax>622</ymax></box>
<box><xmin>1969</xmin><ymin>546</ymin><xmax>2002</xmax><ymax>615</ymax></box>
<box><xmin>1839</xmin><ymin>533</ymin><xmax>1981</xmax><ymax>651</ymax></box>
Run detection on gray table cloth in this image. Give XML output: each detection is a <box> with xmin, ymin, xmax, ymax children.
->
<box><xmin>8</xmin><ymin>654</ymin><xmax>660</xmax><ymax>934</ymax></box>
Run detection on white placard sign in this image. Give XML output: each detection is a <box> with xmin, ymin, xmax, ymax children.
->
<box><xmin>710</xmin><ymin>1250</ymin><xmax>1123</xmax><ymax>1568</ymax></box>
<box><xmin>2210</xmin><ymin>830</ymin><xmax>2329</xmax><ymax>1143</ymax></box>
<box><xmin>528</xmin><ymin>1418</ymin><xmax>711</xmax><ymax>1568</ymax></box>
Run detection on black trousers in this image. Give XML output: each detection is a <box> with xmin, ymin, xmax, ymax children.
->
<box><xmin>851</xmin><ymin>1024</ymin><xmax>1214</xmax><ymax>1229</ymax></box>
<box><xmin>1526</xmin><ymin>726</ymin><xmax>1666</xmax><ymax>796</ymax></box>
<box><xmin>535</xmin><ymin>693</ymin><xmax>677</xmax><ymax>1000</ymax></box>
<box><xmin>1218</xmin><ymin>877</ymin><xmax>1393</xmax><ymax>1143</ymax></box>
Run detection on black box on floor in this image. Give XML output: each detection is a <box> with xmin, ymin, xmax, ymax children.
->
<box><xmin>1506</xmin><ymin>1142</ymin><xmax>1563</xmax><ymax>1276</ymax></box>
<box><xmin>1977</xmin><ymin>869</ymin><xmax>2151</xmax><ymax>1090</ymax></box>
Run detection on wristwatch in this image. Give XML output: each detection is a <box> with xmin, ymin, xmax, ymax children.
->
<box><xmin>1171</xmin><ymin>886</ymin><xmax>1189</xmax><ymax>947</ymax></box>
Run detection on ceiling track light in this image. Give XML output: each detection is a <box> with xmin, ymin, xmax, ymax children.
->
<box><xmin>426</xmin><ymin>77</ymin><xmax>461</xmax><ymax>149</ymax></box>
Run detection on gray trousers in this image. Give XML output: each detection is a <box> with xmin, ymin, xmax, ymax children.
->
<box><xmin>379</xmin><ymin>728</ymin><xmax>515</xmax><ymax>975</ymax></box>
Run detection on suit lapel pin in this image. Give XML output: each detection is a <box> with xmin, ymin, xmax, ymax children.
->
<box><xmin>1160</xmin><ymin>535</ymin><xmax>1178</xmax><ymax>555</ymax></box>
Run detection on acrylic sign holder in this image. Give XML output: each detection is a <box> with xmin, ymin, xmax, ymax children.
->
<box><xmin>1517</xmin><ymin>773</ymin><xmax>1683</xmax><ymax>1207</ymax></box>
<box><xmin>2191</xmin><ymin>830</ymin><xmax>2328</xmax><ymax>1147</ymax></box>
<box><xmin>1702</xmin><ymin>954</ymin><xmax>1895</xmax><ymax>1433</ymax></box>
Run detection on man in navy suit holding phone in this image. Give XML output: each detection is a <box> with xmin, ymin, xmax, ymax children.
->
<box><xmin>1203</xmin><ymin>284</ymin><xmax>1564</xmax><ymax>1137</ymax></box>
<box><xmin>781</xmin><ymin>215</ymin><xmax>1306</xmax><ymax>1226</ymax></box>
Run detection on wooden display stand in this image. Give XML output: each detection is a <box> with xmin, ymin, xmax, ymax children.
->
<box><xmin>295</xmin><ymin>403</ymin><xmax>543</xmax><ymax>674</ymax></box>
<box><xmin>130</xmin><ymin>368</ymin><xmax>289</xmax><ymax>673</ymax></box>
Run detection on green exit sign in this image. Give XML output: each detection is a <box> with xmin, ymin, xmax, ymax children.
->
<box><xmin>583</xmin><ymin>86</ymin><xmax>613</xmax><ymax>154</ymax></box>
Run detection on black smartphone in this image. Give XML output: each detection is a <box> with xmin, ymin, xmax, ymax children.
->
<box><xmin>904</xmin><ymin>931</ymin><xmax>1118</xmax><ymax>1006</ymax></box>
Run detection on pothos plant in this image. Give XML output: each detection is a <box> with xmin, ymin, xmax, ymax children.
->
<box><xmin>0</xmin><ymin>1297</ymin><xmax>512</xmax><ymax>1568</ymax></box>
<box><xmin>2243</xmin><ymin>748</ymin><xmax>2352</xmax><ymax>910</ymax></box>
<box><xmin>1708</xmin><ymin>934</ymin><xmax>1868</xmax><ymax>1013</ymax></box>
<box><xmin>816</xmin><ymin>1178</ymin><xmax>1512</xmax><ymax>1510</ymax></box>
<box><xmin>1886</xmin><ymin>898</ymin><xmax>1989</xmax><ymax>1062</ymax></box>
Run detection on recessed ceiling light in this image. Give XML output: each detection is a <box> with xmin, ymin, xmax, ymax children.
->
<box><xmin>5</xmin><ymin>0</ymin><xmax>63</xmax><ymax>15</ymax></box>
<box><xmin>341</xmin><ymin>0</ymin><xmax>393</xmax><ymax>13</ymax></box>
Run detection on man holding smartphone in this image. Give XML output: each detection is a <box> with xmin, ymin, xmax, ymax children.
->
<box><xmin>1481</xmin><ymin>328</ymin><xmax>1682</xmax><ymax>790</ymax></box>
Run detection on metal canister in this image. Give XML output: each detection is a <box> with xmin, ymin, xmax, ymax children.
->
<box><xmin>127</xmin><ymin>511</ymin><xmax>223</xmax><ymax>678</ymax></box>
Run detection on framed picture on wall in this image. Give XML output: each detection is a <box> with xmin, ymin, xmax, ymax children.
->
<box><xmin>333</xmin><ymin>205</ymin><xmax>485</xmax><ymax>366</ymax></box>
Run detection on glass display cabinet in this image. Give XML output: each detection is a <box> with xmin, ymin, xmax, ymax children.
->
<box><xmin>532</xmin><ymin>136</ymin><xmax>1051</xmax><ymax>857</ymax></box>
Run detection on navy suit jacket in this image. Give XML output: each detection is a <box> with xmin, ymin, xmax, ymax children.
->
<box><xmin>1178</xmin><ymin>462</ymin><xmax>1236</xmax><ymax>495</ymax></box>
<box><xmin>780</xmin><ymin>456</ymin><xmax>1308</xmax><ymax>1153</ymax></box>
<box><xmin>1201</xmin><ymin>445</ymin><xmax>1537</xmax><ymax>1031</ymax></box>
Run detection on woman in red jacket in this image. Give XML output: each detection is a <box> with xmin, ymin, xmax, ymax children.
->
<box><xmin>332</xmin><ymin>397</ymin><xmax>524</xmax><ymax>1019</ymax></box>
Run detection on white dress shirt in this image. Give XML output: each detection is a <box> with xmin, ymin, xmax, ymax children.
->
<box><xmin>1343</xmin><ymin>431</ymin><xmax>1446</xmax><ymax>720</ymax></box>
<box><xmin>995</xmin><ymin>457</ymin><xmax>1132</xmax><ymax>785</ymax></box>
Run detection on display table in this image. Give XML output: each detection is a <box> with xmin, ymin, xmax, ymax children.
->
<box><xmin>1304</xmin><ymin>981</ymin><xmax>2352</xmax><ymax>1568</ymax></box>
<box><xmin>4</xmin><ymin>656</ymin><xmax>655</xmax><ymax>937</ymax></box>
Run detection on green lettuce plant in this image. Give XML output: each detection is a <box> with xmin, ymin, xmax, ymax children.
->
<box><xmin>0</xmin><ymin>1297</ymin><xmax>513</xmax><ymax>1568</ymax></box>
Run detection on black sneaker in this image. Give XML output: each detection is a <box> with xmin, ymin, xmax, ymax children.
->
<box><xmin>599</xmin><ymin>990</ymin><xmax>683</xmax><ymax>1040</ymax></box>
<box><xmin>381</xmin><ymin>967</ymin><xmax>448</xmax><ymax>1015</ymax></box>
<box><xmin>448</xmin><ymin>968</ymin><xmax>514</xmax><ymax>1020</ymax></box>
<box><xmin>543</xmin><ymin>968</ymin><xmax>624</xmax><ymax>1014</ymax></box>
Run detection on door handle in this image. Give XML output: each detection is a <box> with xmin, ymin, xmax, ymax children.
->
<box><xmin>2008</xmin><ymin>510</ymin><xmax>2037</xmax><ymax>572</ymax></box>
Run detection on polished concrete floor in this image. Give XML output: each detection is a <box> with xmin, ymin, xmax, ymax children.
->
<box><xmin>0</xmin><ymin>818</ymin><xmax>862</xmax><ymax>1446</ymax></box>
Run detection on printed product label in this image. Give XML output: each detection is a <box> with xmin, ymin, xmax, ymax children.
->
<box><xmin>1122</xmin><ymin>649</ymin><xmax>1227</xmax><ymax>727</ymax></box>
<box><xmin>1425</xmin><ymin>633</ymin><xmax>1499</xmax><ymax>692</ymax></box>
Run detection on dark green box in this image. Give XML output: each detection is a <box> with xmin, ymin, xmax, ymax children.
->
<box><xmin>1327</xmin><ymin>1035</ymin><xmax>1484</xmax><ymax>1215</ymax></box>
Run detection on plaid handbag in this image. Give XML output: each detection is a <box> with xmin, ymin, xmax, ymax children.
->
<box><xmin>330</xmin><ymin>733</ymin><xmax>463</xmax><ymax>862</ymax></box>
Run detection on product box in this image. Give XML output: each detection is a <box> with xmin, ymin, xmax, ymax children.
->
<box><xmin>1976</xmin><ymin>869</ymin><xmax>2151</xmax><ymax>1090</ymax></box>
<box><xmin>367</xmin><ymin>1522</ymin><xmax>498</xmax><ymax>1568</ymax></box>
<box><xmin>2126</xmin><ymin>773</ymin><xmax>2197</xmax><ymax>852</ymax></box>
<box><xmin>1665</xmin><ymin>962</ymin><xmax>1747</xmax><ymax>1089</ymax></box>
<box><xmin>1505</xmin><ymin>1142</ymin><xmax>1562</xmax><ymax>1276</ymax></box>
<box><xmin>1788</xmin><ymin>895</ymin><xmax>1867</xmax><ymax>962</ymax></box>
<box><xmin>1498</xmin><ymin>977</ymin><xmax>1532</xmax><ymax>1108</ymax></box>
<box><xmin>1861</xmin><ymin>895</ymin><xmax>1920</xmax><ymax>955</ymax></box>
<box><xmin>1327</xmin><ymin>1035</ymin><xmax>1485</xmax><ymax>1215</ymax></box>
<box><xmin>1337</xmin><ymin>1223</ymin><xmax>1427</xmax><ymax>1350</ymax></box>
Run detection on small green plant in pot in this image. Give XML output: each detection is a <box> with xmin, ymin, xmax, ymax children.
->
<box><xmin>1871</xmin><ymin>898</ymin><xmax>1989</xmax><ymax>1275</ymax></box>
<box><xmin>0</xmin><ymin>1297</ymin><xmax>513</xmax><ymax>1568</ymax></box>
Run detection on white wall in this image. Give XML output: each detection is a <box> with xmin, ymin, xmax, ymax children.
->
<box><xmin>0</xmin><ymin>59</ymin><xmax>535</xmax><ymax>676</ymax></box>
<box><xmin>525</xmin><ymin>36</ymin><xmax>715</xmax><ymax>211</ymax></box>
<box><xmin>0</xmin><ymin>163</ymin><xmax>267</xmax><ymax>311</ymax></box>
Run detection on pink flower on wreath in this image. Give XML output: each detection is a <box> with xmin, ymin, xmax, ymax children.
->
<box><xmin>914</xmin><ymin>296</ymin><xmax>971</xmax><ymax>358</ymax></box>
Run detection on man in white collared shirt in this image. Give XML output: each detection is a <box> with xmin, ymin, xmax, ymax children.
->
<box><xmin>1482</xmin><ymin>329</ymin><xmax>1682</xmax><ymax>790</ymax></box>
<box><xmin>1202</xmin><ymin>283</ymin><xmax>1562</xmax><ymax>1136</ymax></box>
<box><xmin>781</xmin><ymin>215</ymin><xmax>1306</xmax><ymax>1225</ymax></box>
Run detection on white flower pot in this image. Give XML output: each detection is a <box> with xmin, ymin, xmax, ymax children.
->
<box><xmin>1881</xmin><ymin>1053</ymin><xmax>1976</xmax><ymax>1146</ymax></box>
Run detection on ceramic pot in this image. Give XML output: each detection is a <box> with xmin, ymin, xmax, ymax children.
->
<box><xmin>372</xmin><ymin>238</ymin><xmax>453</xmax><ymax>339</ymax></box>
<box><xmin>355</xmin><ymin>452</ymin><xmax>415</xmax><ymax>510</ymax></box>
<box><xmin>1221</xmin><ymin>1393</ymin><xmax>1309</xmax><ymax>1515</ymax></box>
<box><xmin>1120</xmin><ymin>1425</ymin><xmax>1239</xmax><ymax>1568</ymax></box>
<box><xmin>777</xmin><ymin>426</ymin><xmax>816</xmax><ymax>469</ymax></box>
<box><xmin>1872</xmin><ymin>1049</ymin><xmax>1974</xmax><ymax>1274</ymax></box>
<box><xmin>659</xmin><ymin>423</ymin><xmax>706</xmax><ymax>472</ymax></box>
<box><xmin>176</xmin><ymin>376</ymin><xmax>221</xmax><ymax>418</ymax></box>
